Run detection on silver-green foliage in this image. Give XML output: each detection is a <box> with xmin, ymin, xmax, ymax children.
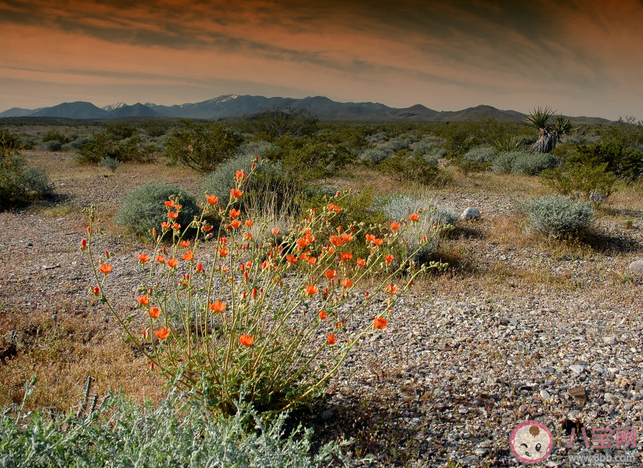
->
<box><xmin>511</xmin><ymin>152</ymin><xmax>559</xmax><ymax>175</ymax></box>
<box><xmin>463</xmin><ymin>146</ymin><xmax>496</xmax><ymax>164</ymax></box>
<box><xmin>524</xmin><ymin>195</ymin><xmax>593</xmax><ymax>238</ymax></box>
<box><xmin>116</xmin><ymin>184</ymin><xmax>199</xmax><ymax>235</ymax></box>
<box><xmin>358</xmin><ymin>146</ymin><xmax>394</xmax><ymax>166</ymax></box>
<box><xmin>0</xmin><ymin>389</ymin><xmax>350</xmax><ymax>468</ymax></box>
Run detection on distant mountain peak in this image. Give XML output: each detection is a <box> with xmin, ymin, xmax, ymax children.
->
<box><xmin>102</xmin><ymin>102</ymin><xmax>128</xmax><ymax>111</ymax></box>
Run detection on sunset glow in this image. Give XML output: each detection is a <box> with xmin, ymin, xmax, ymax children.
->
<box><xmin>1</xmin><ymin>0</ymin><xmax>642</xmax><ymax>119</ymax></box>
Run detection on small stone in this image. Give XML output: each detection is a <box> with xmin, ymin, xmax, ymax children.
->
<box><xmin>568</xmin><ymin>387</ymin><xmax>588</xmax><ymax>405</ymax></box>
<box><xmin>474</xmin><ymin>447</ymin><xmax>488</xmax><ymax>457</ymax></box>
<box><xmin>458</xmin><ymin>406</ymin><xmax>469</xmax><ymax>414</ymax></box>
<box><xmin>460</xmin><ymin>207</ymin><xmax>481</xmax><ymax>220</ymax></box>
<box><xmin>628</xmin><ymin>259</ymin><xmax>643</xmax><ymax>275</ymax></box>
<box><xmin>569</xmin><ymin>365</ymin><xmax>584</xmax><ymax>374</ymax></box>
<box><xmin>591</xmin><ymin>363</ymin><xmax>605</xmax><ymax>373</ymax></box>
<box><xmin>602</xmin><ymin>336</ymin><xmax>617</xmax><ymax>345</ymax></box>
<box><xmin>540</xmin><ymin>389</ymin><xmax>552</xmax><ymax>400</ymax></box>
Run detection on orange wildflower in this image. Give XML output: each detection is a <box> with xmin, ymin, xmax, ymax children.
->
<box><xmin>229</xmin><ymin>208</ymin><xmax>241</xmax><ymax>219</ymax></box>
<box><xmin>373</xmin><ymin>317</ymin><xmax>387</xmax><ymax>329</ymax></box>
<box><xmin>202</xmin><ymin>224</ymin><xmax>213</xmax><ymax>232</ymax></box>
<box><xmin>182</xmin><ymin>251</ymin><xmax>194</xmax><ymax>261</ymax></box>
<box><xmin>327</xmin><ymin>334</ymin><xmax>337</xmax><ymax>344</ymax></box>
<box><xmin>172</xmin><ymin>223</ymin><xmax>181</xmax><ymax>230</ymax></box>
<box><xmin>149</xmin><ymin>306</ymin><xmax>161</xmax><ymax>319</ymax></box>
<box><xmin>167</xmin><ymin>258</ymin><xmax>178</xmax><ymax>268</ymax></box>
<box><xmin>357</xmin><ymin>258</ymin><xmax>366</xmax><ymax>267</ymax></box>
<box><xmin>286</xmin><ymin>254</ymin><xmax>298</xmax><ymax>264</ymax></box>
<box><xmin>245</xmin><ymin>219</ymin><xmax>254</xmax><ymax>227</ymax></box>
<box><xmin>373</xmin><ymin>238</ymin><xmax>383</xmax><ymax>246</ymax></box>
<box><xmin>341</xmin><ymin>278</ymin><xmax>354</xmax><ymax>288</ymax></box>
<box><xmin>196</xmin><ymin>262</ymin><xmax>204</xmax><ymax>273</ymax></box>
<box><xmin>340</xmin><ymin>251</ymin><xmax>353</xmax><ymax>262</ymax></box>
<box><xmin>168</xmin><ymin>211</ymin><xmax>179</xmax><ymax>219</ymax></box>
<box><xmin>161</xmin><ymin>222</ymin><xmax>170</xmax><ymax>230</ymax></box>
<box><xmin>218</xmin><ymin>247</ymin><xmax>229</xmax><ymax>257</ymax></box>
<box><xmin>330</xmin><ymin>235</ymin><xmax>343</xmax><ymax>247</ymax></box>
<box><xmin>391</xmin><ymin>222</ymin><xmax>400</xmax><ymax>231</ymax></box>
<box><xmin>209</xmin><ymin>301</ymin><xmax>226</xmax><ymax>313</ymax></box>
<box><xmin>93</xmin><ymin>286</ymin><xmax>100</xmax><ymax>295</ymax></box>
<box><xmin>308</xmin><ymin>256</ymin><xmax>317</xmax><ymax>265</ymax></box>
<box><xmin>387</xmin><ymin>284</ymin><xmax>399</xmax><ymax>295</ymax></box>
<box><xmin>341</xmin><ymin>233</ymin><xmax>352</xmax><ymax>242</ymax></box>
<box><xmin>156</xmin><ymin>255</ymin><xmax>165</xmax><ymax>263</ymax></box>
<box><xmin>239</xmin><ymin>334</ymin><xmax>253</xmax><ymax>346</ymax></box>
<box><xmin>244</xmin><ymin>233</ymin><xmax>253</xmax><ymax>240</ymax></box>
<box><xmin>98</xmin><ymin>264</ymin><xmax>112</xmax><ymax>274</ymax></box>
<box><xmin>137</xmin><ymin>295</ymin><xmax>150</xmax><ymax>306</ymax></box>
<box><xmin>409</xmin><ymin>213</ymin><xmax>419</xmax><ymax>222</ymax></box>
<box><xmin>230</xmin><ymin>188</ymin><xmax>243</xmax><ymax>198</ymax></box>
<box><xmin>385</xmin><ymin>254</ymin><xmax>394</xmax><ymax>265</ymax></box>
<box><xmin>138</xmin><ymin>253</ymin><xmax>150</xmax><ymax>263</ymax></box>
<box><xmin>206</xmin><ymin>194</ymin><xmax>218</xmax><ymax>205</ymax></box>
<box><xmin>180</xmin><ymin>240</ymin><xmax>190</xmax><ymax>248</ymax></box>
<box><xmin>164</xmin><ymin>200</ymin><xmax>174</xmax><ymax>208</ymax></box>
<box><xmin>81</xmin><ymin>239</ymin><xmax>87</xmax><ymax>249</ymax></box>
<box><xmin>230</xmin><ymin>220</ymin><xmax>241</xmax><ymax>229</ymax></box>
<box><xmin>235</xmin><ymin>169</ymin><xmax>245</xmax><ymax>180</ymax></box>
<box><xmin>271</xmin><ymin>227</ymin><xmax>280</xmax><ymax>235</ymax></box>
<box><xmin>155</xmin><ymin>328</ymin><xmax>170</xmax><ymax>340</ymax></box>
<box><xmin>325</xmin><ymin>269</ymin><xmax>337</xmax><ymax>279</ymax></box>
<box><xmin>305</xmin><ymin>285</ymin><xmax>319</xmax><ymax>295</ymax></box>
<box><xmin>319</xmin><ymin>310</ymin><xmax>327</xmax><ymax>320</ymax></box>
<box><xmin>365</xmin><ymin>234</ymin><xmax>376</xmax><ymax>243</ymax></box>
<box><xmin>328</xmin><ymin>203</ymin><xmax>341</xmax><ymax>212</ymax></box>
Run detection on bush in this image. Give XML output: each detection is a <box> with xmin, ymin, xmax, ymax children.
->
<box><xmin>42</xmin><ymin>129</ymin><xmax>69</xmax><ymax>144</ymax></box>
<box><xmin>541</xmin><ymin>163</ymin><xmax>617</xmax><ymax>205</ymax></box>
<box><xmin>250</xmin><ymin>107</ymin><xmax>319</xmax><ymax>140</ymax></box>
<box><xmin>0</xmin><ymin>130</ymin><xmax>21</xmax><ymax>151</ymax></box>
<box><xmin>116</xmin><ymin>184</ymin><xmax>199</xmax><ymax>236</ymax></box>
<box><xmin>378</xmin><ymin>150</ymin><xmax>449</xmax><ymax>186</ymax></box>
<box><xmin>379</xmin><ymin>195</ymin><xmax>456</xmax><ymax>264</ymax></box>
<box><xmin>77</xmin><ymin>133</ymin><xmax>156</xmax><ymax>164</ymax></box>
<box><xmin>492</xmin><ymin>151</ymin><xmax>521</xmax><ymax>173</ymax></box>
<box><xmin>511</xmin><ymin>152</ymin><xmax>558</xmax><ymax>175</ymax></box>
<box><xmin>100</xmin><ymin>156</ymin><xmax>122</xmax><ymax>172</ymax></box>
<box><xmin>86</xmin><ymin>173</ymin><xmax>426</xmax><ymax>414</ymax></box>
<box><xmin>1</xmin><ymin>149</ymin><xmax>51</xmax><ymax>209</ymax></box>
<box><xmin>44</xmin><ymin>140</ymin><xmax>63</xmax><ymax>152</ymax></box>
<box><xmin>165</xmin><ymin>121</ymin><xmax>243</xmax><ymax>172</ymax></box>
<box><xmin>0</xmin><ymin>387</ymin><xmax>349</xmax><ymax>467</ymax></box>
<box><xmin>463</xmin><ymin>146</ymin><xmax>496</xmax><ymax>164</ymax></box>
<box><xmin>524</xmin><ymin>195</ymin><xmax>593</xmax><ymax>238</ymax></box>
<box><xmin>358</xmin><ymin>146</ymin><xmax>394</xmax><ymax>166</ymax></box>
<box><xmin>411</xmin><ymin>138</ymin><xmax>446</xmax><ymax>158</ymax></box>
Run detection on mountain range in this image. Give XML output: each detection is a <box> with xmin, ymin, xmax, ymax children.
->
<box><xmin>0</xmin><ymin>94</ymin><xmax>611</xmax><ymax>124</ymax></box>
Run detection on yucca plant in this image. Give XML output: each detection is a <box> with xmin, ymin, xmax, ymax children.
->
<box><xmin>526</xmin><ymin>107</ymin><xmax>572</xmax><ymax>153</ymax></box>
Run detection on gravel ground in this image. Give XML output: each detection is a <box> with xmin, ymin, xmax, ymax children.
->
<box><xmin>1</xmin><ymin>152</ymin><xmax>643</xmax><ymax>467</ymax></box>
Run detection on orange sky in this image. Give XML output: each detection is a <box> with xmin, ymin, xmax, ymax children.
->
<box><xmin>1</xmin><ymin>0</ymin><xmax>642</xmax><ymax>119</ymax></box>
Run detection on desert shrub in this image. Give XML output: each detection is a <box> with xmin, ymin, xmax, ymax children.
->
<box><xmin>77</xmin><ymin>133</ymin><xmax>156</xmax><ymax>164</ymax></box>
<box><xmin>387</xmin><ymin>137</ymin><xmax>412</xmax><ymax>152</ymax></box>
<box><xmin>165</xmin><ymin>121</ymin><xmax>243</xmax><ymax>172</ymax></box>
<box><xmin>0</xmin><ymin>387</ymin><xmax>349</xmax><ymax>467</ymax></box>
<box><xmin>567</xmin><ymin>141</ymin><xmax>643</xmax><ymax>182</ymax></box>
<box><xmin>463</xmin><ymin>146</ymin><xmax>496</xmax><ymax>164</ymax></box>
<box><xmin>100</xmin><ymin>156</ymin><xmax>122</xmax><ymax>172</ymax></box>
<box><xmin>358</xmin><ymin>146</ymin><xmax>394</xmax><ymax>166</ymax></box>
<box><xmin>0</xmin><ymin>130</ymin><xmax>21</xmax><ymax>151</ymax></box>
<box><xmin>541</xmin><ymin>163</ymin><xmax>617</xmax><ymax>205</ymax></box>
<box><xmin>43</xmin><ymin>140</ymin><xmax>62</xmax><ymax>152</ymax></box>
<box><xmin>1</xmin><ymin>149</ymin><xmax>51</xmax><ymax>209</ymax></box>
<box><xmin>116</xmin><ymin>184</ymin><xmax>199</xmax><ymax>236</ymax></box>
<box><xmin>524</xmin><ymin>195</ymin><xmax>593</xmax><ymax>238</ymax></box>
<box><xmin>379</xmin><ymin>195</ymin><xmax>456</xmax><ymax>264</ymax></box>
<box><xmin>411</xmin><ymin>138</ymin><xmax>446</xmax><ymax>158</ymax></box>
<box><xmin>492</xmin><ymin>150</ymin><xmax>525</xmax><ymax>174</ymax></box>
<box><xmin>106</xmin><ymin>123</ymin><xmax>136</xmax><ymax>140</ymax></box>
<box><xmin>85</xmin><ymin>177</ymin><xmax>426</xmax><ymax>414</ymax></box>
<box><xmin>250</xmin><ymin>107</ymin><xmax>319</xmax><ymax>141</ymax></box>
<box><xmin>19</xmin><ymin>137</ymin><xmax>38</xmax><ymax>150</ymax></box>
<box><xmin>42</xmin><ymin>129</ymin><xmax>69</xmax><ymax>144</ymax></box>
<box><xmin>69</xmin><ymin>136</ymin><xmax>90</xmax><ymax>150</ymax></box>
<box><xmin>511</xmin><ymin>152</ymin><xmax>559</xmax><ymax>175</ymax></box>
<box><xmin>378</xmin><ymin>150</ymin><xmax>449</xmax><ymax>186</ymax></box>
<box><xmin>265</xmin><ymin>135</ymin><xmax>351</xmax><ymax>181</ymax></box>
<box><xmin>366</xmin><ymin>132</ymin><xmax>387</xmax><ymax>144</ymax></box>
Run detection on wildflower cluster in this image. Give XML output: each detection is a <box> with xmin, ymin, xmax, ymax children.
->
<box><xmin>83</xmin><ymin>161</ymin><xmax>429</xmax><ymax>414</ymax></box>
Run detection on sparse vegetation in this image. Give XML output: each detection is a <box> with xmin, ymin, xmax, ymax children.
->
<box><xmin>524</xmin><ymin>195</ymin><xmax>593</xmax><ymax>238</ymax></box>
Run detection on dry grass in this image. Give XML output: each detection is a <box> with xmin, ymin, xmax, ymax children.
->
<box><xmin>0</xmin><ymin>307</ymin><xmax>164</xmax><ymax>412</ymax></box>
